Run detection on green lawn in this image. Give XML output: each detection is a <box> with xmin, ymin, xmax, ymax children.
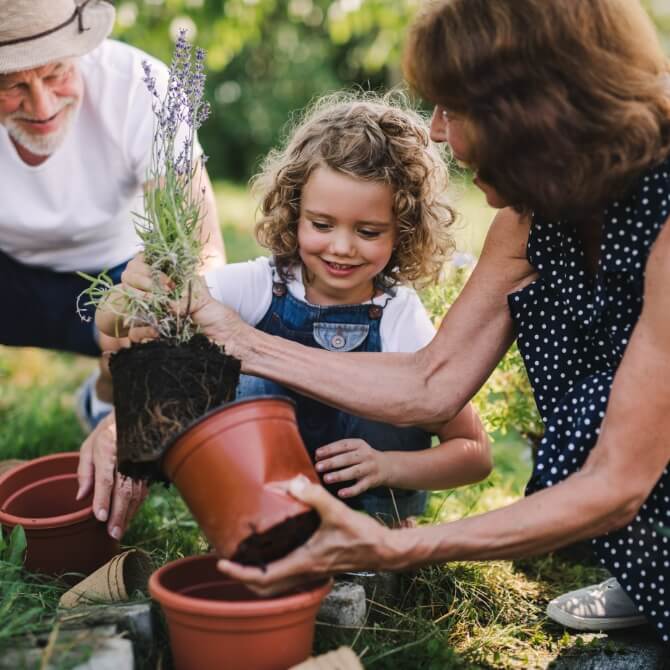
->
<box><xmin>0</xmin><ymin>180</ymin><xmax>613</xmax><ymax>668</ymax></box>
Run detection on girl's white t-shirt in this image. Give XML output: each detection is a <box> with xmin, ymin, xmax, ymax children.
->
<box><xmin>0</xmin><ymin>40</ymin><xmax>199</xmax><ymax>273</ymax></box>
<box><xmin>204</xmin><ymin>256</ymin><xmax>436</xmax><ymax>353</ymax></box>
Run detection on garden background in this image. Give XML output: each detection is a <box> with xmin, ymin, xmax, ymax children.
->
<box><xmin>2</xmin><ymin>0</ymin><xmax>670</xmax><ymax>667</ymax></box>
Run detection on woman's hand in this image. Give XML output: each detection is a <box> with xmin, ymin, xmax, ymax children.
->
<box><xmin>216</xmin><ymin>475</ymin><xmax>402</xmax><ymax>596</ymax></box>
<box><xmin>77</xmin><ymin>412</ymin><xmax>148</xmax><ymax>540</ymax></box>
<box><xmin>315</xmin><ymin>439</ymin><xmax>389</xmax><ymax>498</ymax></box>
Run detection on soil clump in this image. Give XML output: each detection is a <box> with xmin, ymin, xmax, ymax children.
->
<box><xmin>110</xmin><ymin>334</ymin><xmax>240</xmax><ymax>481</ymax></box>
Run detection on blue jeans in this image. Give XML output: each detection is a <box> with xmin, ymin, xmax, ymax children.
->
<box><xmin>236</xmin><ymin>276</ymin><xmax>430</xmax><ymax>522</ymax></box>
<box><xmin>0</xmin><ymin>248</ymin><xmax>128</xmax><ymax>356</ymax></box>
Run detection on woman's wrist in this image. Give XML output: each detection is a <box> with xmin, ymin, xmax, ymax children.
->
<box><xmin>192</xmin><ymin>299</ymin><xmax>253</xmax><ymax>362</ymax></box>
<box><xmin>381</xmin><ymin>524</ymin><xmax>446</xmax><ymax>571</ymax></box>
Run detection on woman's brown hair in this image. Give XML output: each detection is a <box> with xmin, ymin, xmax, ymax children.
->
<box><xmin>404</xmin><ymin>0</ymin><xmax>670</xmax><ymax>220</ymax></box>
<box><xmin>252</xmin><ymin>91</ymin><xmax>455</xmax><ymax>288</ymax></box>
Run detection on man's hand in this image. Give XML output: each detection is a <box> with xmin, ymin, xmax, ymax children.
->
<box><xmin>77</xmin><ymin>412</ymin><xmax>148</xmax><ymax>540</ymax></box>
<box><xmin>315</xmin><ymin>439</ymin><xmax>389</xmax><ymax>498</ymax></box>
<box><xmin>216</xmin><ymin>475</ymin><xmax>400</xmax><ymax>596</ymax></box>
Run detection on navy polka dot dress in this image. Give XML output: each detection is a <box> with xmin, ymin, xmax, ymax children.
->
<box><xmin>508</xmin><ymin>157</ymin><xmax>670</xmax><ymax>643</ymax></box>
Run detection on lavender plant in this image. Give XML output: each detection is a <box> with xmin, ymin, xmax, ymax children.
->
<box><xmin>79</xmin><ymin>30</ymin><xmax>211</xmax><ymax>343</ymax></box>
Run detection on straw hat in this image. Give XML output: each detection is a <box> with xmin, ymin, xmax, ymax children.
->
<box><xmin>0</xmin><ymin>0</ymin><xmax>115</xmax><ymax>74</ymax></box>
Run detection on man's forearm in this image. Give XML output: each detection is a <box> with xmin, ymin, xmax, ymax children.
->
<box><xmin>197</xmin><ymin>167</ymin><xmax>226</xmax><ymax>268</ymax></box>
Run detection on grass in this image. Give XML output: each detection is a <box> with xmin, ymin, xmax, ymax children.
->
<box><xmin>0</xmin><ymin>180</ymin><xmax>614</xmax><ymax>668</ymax></box>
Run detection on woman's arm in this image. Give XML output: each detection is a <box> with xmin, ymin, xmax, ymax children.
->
<box><xmin>315</xmin><ymin>403</ymin><xmax>492</xmax><ymax>496</ymax></box>
<box><xmin>398</xmin><ymin>212</ymin><xmax>670</xmax><ymax>564</ymax></box>
<box><xmin>197</xmin><ymin>207</ymin><xmax>536</xmax><ymax>426</ymax></box>
<box><xmin>218</xmin><ymin>217</ymin><xmax>670</xmax><ymax>594</ymax></box>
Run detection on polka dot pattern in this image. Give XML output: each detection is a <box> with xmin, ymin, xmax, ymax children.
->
<box><xmin>508</xmin><ymin>158</ymin><xmax>670</xmax><ymax>643</ymax></box>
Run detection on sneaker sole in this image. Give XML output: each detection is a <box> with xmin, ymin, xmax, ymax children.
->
<box><xmin>546</xmin><ymin>601</ymin><xmax>647</xmax><ymax>631</ymax></box>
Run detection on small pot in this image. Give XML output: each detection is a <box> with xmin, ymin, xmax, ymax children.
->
<box><xmin>149</xmin><ymin>553</ymin><xmax>332</xmax><ymax>670</ymax></box>
<box><xmin>0</xmin><ymin>452</ymin><xmax>119</xmax><ymax>576</ymax></box>
<box><xmin>162</xmin><ymin>396</ymin><xmax>320</xmax><ymax>565</ymax></box>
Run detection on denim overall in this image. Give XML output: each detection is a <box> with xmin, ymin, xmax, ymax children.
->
<box><xmin>236</xmin><ymin>273</ymin><xmax>431</xmax><ymax>523</ymax></box>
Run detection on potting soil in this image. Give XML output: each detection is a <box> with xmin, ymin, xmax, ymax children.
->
<box><xmin>231</xmin><ymin>510</ymin><xmax>321</xmax><ymax>567</ymax></box>
<box><xmin>110</xmin><ymin>334</ymin><xmax>241</xmax><ymax>481</ymax></box>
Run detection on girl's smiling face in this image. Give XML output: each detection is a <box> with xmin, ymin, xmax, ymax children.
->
<box><xmin>297</xmin><ymin>166</ymin><xmax>396</xmax><ymax>306</ymax></box>
<box><xmin>429</xmin><ymin>106</ymin><xmax>509</xmax><ymax>210</ymax></box>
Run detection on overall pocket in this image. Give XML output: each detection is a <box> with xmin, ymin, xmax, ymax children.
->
<box><xmin>312</xmin><ymin>322</ymin><xmax>370</xmax><ymax>352</ymax></box>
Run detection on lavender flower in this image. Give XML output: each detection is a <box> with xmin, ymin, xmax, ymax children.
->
<box><xmin>79</xmin><ymin>33</ymin><xmax>211</xmax><ymax>341</ymax></box>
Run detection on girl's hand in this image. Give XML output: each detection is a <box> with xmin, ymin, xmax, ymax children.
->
<box><xmin>217</xmin><ymin>475</ymin><xmax>400</xmax><ymax>596</ymax></box>
<box><xmin>315</xmin><ymin>439</ymin><xmax>389</xmax><ymax>498</ymax></box>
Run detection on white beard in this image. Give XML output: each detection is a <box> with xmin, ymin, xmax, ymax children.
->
<box><xmin>4</xmin><ymin>97</ymin><xmax>78</xmax><ymax>157</ymax></box>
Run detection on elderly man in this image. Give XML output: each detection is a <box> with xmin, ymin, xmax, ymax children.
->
<box><xmin>0</xmin><ymin>0</ymin><xmax>225</xmax><ymax>430</ymax></box>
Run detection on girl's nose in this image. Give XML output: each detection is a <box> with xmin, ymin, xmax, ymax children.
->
<box><xmin>330</xmin><ymin>230</ymin><xmax>355</xmax><ymax>257</ymax></box>
<box><xmin>429</xmin><ymin>106</ymin><xmax>448</xmax><ymax>143</ymax></box>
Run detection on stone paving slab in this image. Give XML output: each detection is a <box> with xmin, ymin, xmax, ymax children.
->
<box><xmin>58</xmin><ymin>601</ymin><xmax>154</xmax><ymax>658</ymax></box>
<box><xmin>549</xmin><ymin>629</ymin><xmax>669</xmax><ymax>670</ymax></box>
<box><xmin>318</xmin><ymin>581</ymin><xmax>367</xmax><ymax>627</ymax></box>
<box><xmin>0</xmin><ymin>625</ymin><xmax>133</xmax><ymax>670</ymax></box>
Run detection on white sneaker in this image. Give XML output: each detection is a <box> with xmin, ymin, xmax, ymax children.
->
<box><xmin>546</xmin><ymin>577</ymin><xmax>647</xmax><ymax>631</ymax></box>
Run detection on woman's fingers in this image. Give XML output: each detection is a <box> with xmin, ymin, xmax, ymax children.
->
<box><xmin>287</xmin><ymin>475</ymin><xmax>353</xmax><ymax>524</ymax></box>
<box><xmin>217</xmin><ymin>476</ymin><xmax>392</xmax><ymax>596</ymax></box>
<box><xmin>216</xmin><ymin>559</ymin><xmax>315</xmax><ymax>597</ymax></box>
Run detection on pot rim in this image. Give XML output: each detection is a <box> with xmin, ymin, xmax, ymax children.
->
<box><xmin>161</xmin><ymin>394</ymin><xmax>297</xmax><ymax>458</ymax></box>
<box><xmin>149</xmin><ymin>553</ymin><xmax>332</xmax><ymax>618</ymax></box>
<box><xmin>0</xmin><ymin>452</ymin><xmax>93</xmax><ymax>529</ymax></box>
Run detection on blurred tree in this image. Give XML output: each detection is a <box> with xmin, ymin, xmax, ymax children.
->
<box><xmin>113</xmin><ymin>0</ymin><xmax>670</xmax><ymax>181</ymax></box>
<box><xmin>112</xmin><ymin>0</ymin><xmax>420</xmax><ymax>181</ymax></box>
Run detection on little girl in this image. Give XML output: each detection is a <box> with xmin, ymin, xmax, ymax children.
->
<box><xmin>102</xmin><ymin>93</ymin><xmax>491</xmax><ymax>524</ymax></box>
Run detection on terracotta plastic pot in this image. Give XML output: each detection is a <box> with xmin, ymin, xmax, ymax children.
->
<box><xmin>163</xmin><ymin>396</ymin><xmax>320</xmax><ymax>565</ymax></box>
<box><xmin>0</xmin><ymin>452</ymin><xmax>119</xmax><ymax>576</ymax></box>
<box><xmin>149</xmin><ymin>553</ymin><xmax>332</xmax><ymax>670</ymax></box>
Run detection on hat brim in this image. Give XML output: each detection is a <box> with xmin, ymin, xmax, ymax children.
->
<box><xmin>0</xmin><ymin>2</ymin><xmax>114</xmax><ymax>74</ymax></box>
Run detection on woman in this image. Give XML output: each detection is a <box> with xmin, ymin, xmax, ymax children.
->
<box><xmin>89</xmin><ymin>0</ymin><xmax>670</xmax><ymax>642</ymax></box>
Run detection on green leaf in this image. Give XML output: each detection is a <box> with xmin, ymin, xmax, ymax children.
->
<box><xmin>8</xmin><ymin>525</ymin><xmax>27</xmax><ymax>567</ymax></box>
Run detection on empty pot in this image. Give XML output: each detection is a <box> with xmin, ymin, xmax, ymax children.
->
<box><xmin>149</xmin><ymin>553</ymin><xmax>332</xmax><ymax>670</ymax></box>
<box><xmin>162</xmin><ymin>396</ymin><xmax>321</xmax><ymax>565</ymax></box>
<box><xmin>0</xmin><ymin>452</ymin><xmax>119</xmax><ymax>576</ymax></box>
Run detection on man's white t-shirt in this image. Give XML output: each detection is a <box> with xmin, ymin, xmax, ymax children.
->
<box><xmin>0</xmin><ymin>40</ymin><xmax>198</xmax><ymax>273</ymax></box>
<box><xmin>205</xmin><ymin>257</ymin><xmax>436</xmax><ymax>353</ymax></box>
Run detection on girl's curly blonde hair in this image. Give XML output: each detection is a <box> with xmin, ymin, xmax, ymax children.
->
<box><xmin>252</xmin><ymin>91</ymin><xmax>455</xmax><ymax>289</ymax></box>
